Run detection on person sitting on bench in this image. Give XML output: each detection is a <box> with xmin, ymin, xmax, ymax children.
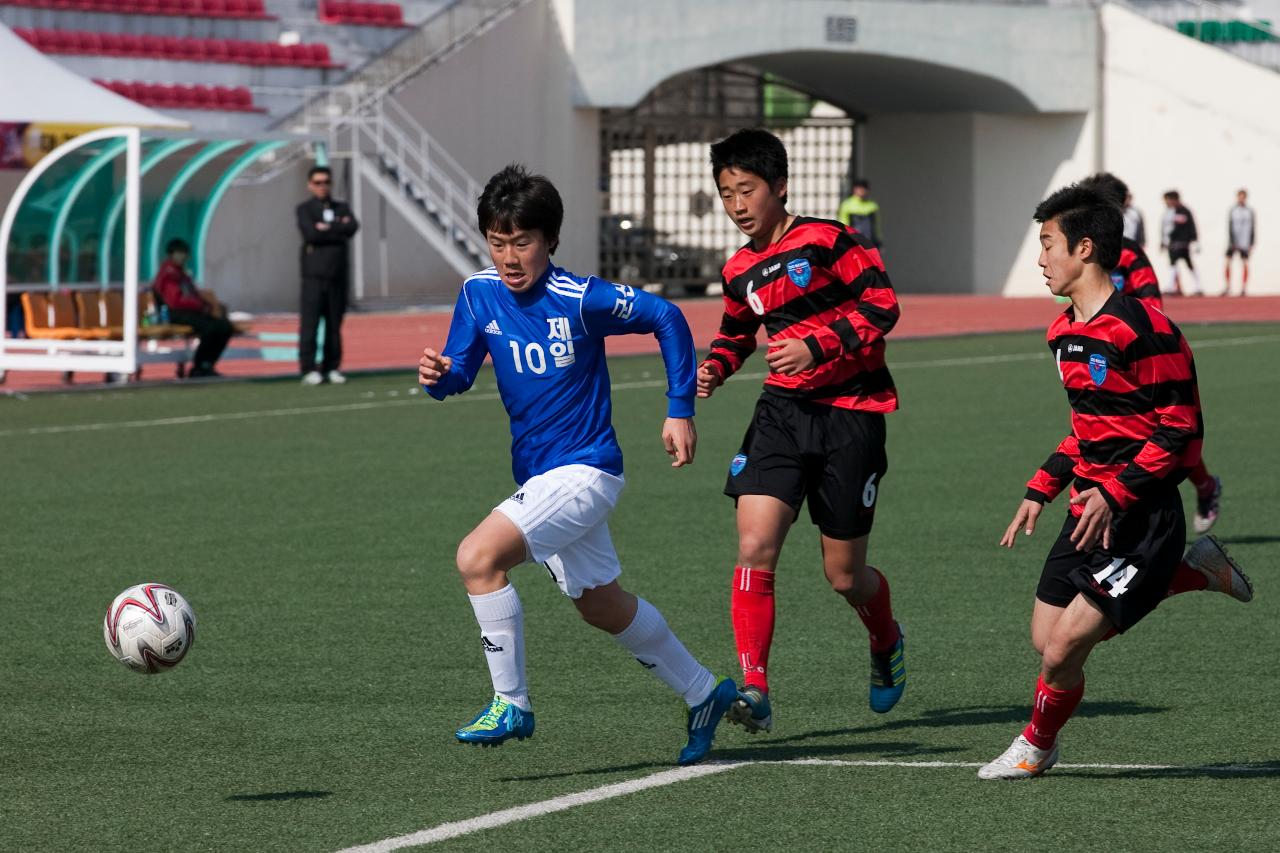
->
<box><xmin>152</xmin><ymin>238</ymin><xmax>235</xmax><ymax>378</ymax></box>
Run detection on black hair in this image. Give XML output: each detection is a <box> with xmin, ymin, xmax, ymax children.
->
<box><xmin>853</xmin><ymin>178</ymin><xmax>870</xmax><ymax>190</ymax></box>
<box><xmin>165</xmin><ymin>237</ymin><xmax>190</xmax><ymax>255</ymax></box>
<box><xmin>308</xmin><ymin>166</ymin><xmax>332</xmax><ymax>181</ymax></box>
<box><xmin>476</xmin><ymin>164</ymin><xmax>564</xmax><ymax>252</ymax></box>
<box><xmin>1033</xmin><ymin>183</ymin><xmax>1122</xmax><ymax>270</ymax></box>
<box><xmin>1080</xmin><ymin>172</ymin><xmax>1128</xmax><ymax>207</ymax></box>
<box><xmin>1163</xmin><ymin>190</ymin><xmax>1180</xmax><ymax>202</ymax></box>
<box><xmin>709</xmin><ymin>128</ymin><xmax>788</xmax><ymax>200</ymax></box>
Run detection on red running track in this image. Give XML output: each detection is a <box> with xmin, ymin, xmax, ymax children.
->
<box><xmin>4</xmin><ymin>294</ymin><xmax>1279</xmax><ymax>393</ymax></box>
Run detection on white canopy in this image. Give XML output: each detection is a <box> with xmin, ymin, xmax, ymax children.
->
<box><xmin>0</xmin><ymin>23</ymin><xmax>188</xmax><ymax>127</ymax></box>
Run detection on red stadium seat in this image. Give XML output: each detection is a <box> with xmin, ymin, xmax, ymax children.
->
<box><xmin>136</xmin><ymin>0</ymin><xmax>161</xmax><ymax>13</ymax></box>
<box><xmin>47</xmin><ymin>30</ymin><xmax>75</xmax><ymax>53</ymax></box>
<box><xmin>212</xmin><ymin>86</ymin><xmax>234</xmax><ymax>109</ymax></box>
<box><xmin>190</xmin><ymin>85</ymin><xmax>214</xmax><ymax>108</ymax></box>
<box><xmin>245</xmin><ymin>41</ymin><xmax>269</xmax><ymax>63</ymax></box>
<box><xmin>204</xmin><ymin>39</ymin><xmax>229</xmax><ymax>62</ymax></box>
<box><xmin>267</xmin><ymin>42</ymin><xmax>289</xmax><ymax>64</ymax></box>
<box><xmin>202</xmin><ymin>0</ymin><xmax>229</xmax><ymax>17</ymax></box>
<box><xmin>307</xmin><ymin>43</ymin><xmax>331</xmax><ymax>66</ymax></box>
<box><xmin>80</xmin><ymin>31</ymin><xmax>104</xmax><ymax>54</ymax></box>
<box><xmin>224</xmin><ymin>0</ymin><xmax>249</xmax><ymax>17</ymax></box>
<box><xmin>13</xmin><ymin>27</ymin><xmax>35</xmax><ymax>44</ymax></box>
<box><xmin>118</xmin><ymin>33</ymin><xmax>142</xmax><ymax>56</ymax></box>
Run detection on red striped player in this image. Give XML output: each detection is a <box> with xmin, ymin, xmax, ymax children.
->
<box><xmin>697</xmin><ymin>128</ymin><xmax>906</xmax><ymax>734</ymax></box>
<box><xmin>979</xmin><ymin>182</ymin><xmax>1253</xmax><ymax>780</ymax></box>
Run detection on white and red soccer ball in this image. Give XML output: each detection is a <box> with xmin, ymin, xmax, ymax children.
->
<box><xmin>103</xmin><ymin>583</ymin><xmax>197</xmax><ymax>674</ymax></box>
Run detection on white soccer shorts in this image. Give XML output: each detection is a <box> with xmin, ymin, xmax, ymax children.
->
<box><xmin>494</xmin><ymin>464</ymin><xmax>625</xmax><ymax>599</ymax></box>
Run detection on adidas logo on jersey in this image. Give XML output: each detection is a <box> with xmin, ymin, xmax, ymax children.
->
<box><xmin>484</xmin><ymin>320</ymin><xmax>502</xmax><ymax>335</ymax></box>
<box><xmin>511</xmin><ymin>492</ymin><xmax>525</xmax><ymax>504</ymax></box>
<box><xmin>481</xmin><ymin>636</ymin><xmax>505</xmax><ymax>653</ymax></box>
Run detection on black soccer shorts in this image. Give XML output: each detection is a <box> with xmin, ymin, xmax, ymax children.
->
<box><xmin>1036</xmin><ymin>488</ymin><xmax>1185</xmax><ymax>633</ymax></box>
<box><xmin>1168</xmin><ymin>246</ymin><xmax>1195</xmax><ymax>269</ymax></box>
<box><xmin>1226</xmin><ymin>247</ymin><xmax>1251</xmax><ymax>260</ymax></box>
<box><xmin>724</xmin><ymin>392</ymin><xmax>888</xmax><ymax>540</ymax></box>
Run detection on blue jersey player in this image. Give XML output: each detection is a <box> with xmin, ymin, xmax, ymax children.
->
<box><xmin>418</xmin><ymin>165</ymin><xmax>737</xmax><ymax>765</ymax></box>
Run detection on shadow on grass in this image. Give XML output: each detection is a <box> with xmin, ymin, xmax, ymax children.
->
<box><xmin>226</xmin><ymin>790</ymin><xmax>333</xmax><ymax>802</ymax></box>
<box><xmin>760</xmin><ymin>701</ymin><xmax>1166</xmax><ymax>747</ymax></box>
<box><xmin>1056</xmin><ymin>761</ymin><xmax>1280</xmax><ymax>780</ymax></box>
<box><xmin>1213</xmin><ymin>534</ymin><xmax>1280</xmax><ymax>546</ymax></box>
<box><xmin>496</xmin><ymin>702</ymin><xmax>1166</xmax><ymax>782</ymax></box>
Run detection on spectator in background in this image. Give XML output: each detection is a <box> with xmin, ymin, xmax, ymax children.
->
<box><xmin>153</xmin><ymin>238</ymin><xmax>234</xmax><ymax>378</ymax></box>
<box><xmin>1122</xmin><ymin>189</ymin><xmax>1145</xmax><ymax>245</ymax></box>
<box><xmin>1161</xmin><ymin>190</ymin><xmax>1201</xmax><ymax>296</ymax></box>
<box><xmin>1225</xmin><ymin>189</ymin><xmax>1255</xmax><ymax>297</ymax></box>
<box><xmin>297</xmin><ymin>165</ymin><xmax>359</xmax><ymax>386</ymax></box>
<box><xmin>837</xmin><ymin>178</ymin><xmax>883</xmax><ymax>248</ymax></box>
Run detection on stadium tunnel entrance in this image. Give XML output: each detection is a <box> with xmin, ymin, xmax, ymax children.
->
<box><xmin>597</xmin><ymin>52</ymin><xmax>1093</xmax><ymax>296</ymax></box>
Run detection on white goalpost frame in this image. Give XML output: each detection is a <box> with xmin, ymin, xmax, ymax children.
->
<box><xmin>0</xmin><ymin>126</ymin><xmax>141</xmax><ymax>374</ymax></box>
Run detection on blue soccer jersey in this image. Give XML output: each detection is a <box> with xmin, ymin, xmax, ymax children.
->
<box><xmin>424</xmin><ymin>264</ymin><xmax>696</xmax><ymax>485</ymax></box>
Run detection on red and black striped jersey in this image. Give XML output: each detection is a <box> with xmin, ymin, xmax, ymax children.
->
<box><xmin>702</xmin><ymin>216</ymin><xmax>899</xmax><ymax>412</ymax></box>
<box><xmin>1112</xmin><ymin>237</ymin><xmax>1162</xmax><ymax>309</ymax></box>
<box><xmin>1026</xmin><ymin>289</ymin><xmax>1203</xmax><ymax>515</ymax></box>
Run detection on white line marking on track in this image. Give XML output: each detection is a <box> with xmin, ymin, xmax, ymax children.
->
<box><xmin>335</xmin><ymin>755</ymin><xmax>1276</xmax><ymax>851</ymax></box>
<box><xmin>5</xmin><ymin>333</ymin><xmax>1275</xmax><ymax>439</ymax></box>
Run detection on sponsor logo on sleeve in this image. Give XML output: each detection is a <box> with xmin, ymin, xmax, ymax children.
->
<box><xmin>730</xmin><ymin>453</ymin><xmax>748</xmax><ymax>476</ymax></box>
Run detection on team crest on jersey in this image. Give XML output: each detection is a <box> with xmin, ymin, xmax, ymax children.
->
<box><xmin>730</xmin><ymin>453</ymin><xmax>748</xmax><ymax>476</ymax></box>
<box><xmin>786</xmin><ymin>258</ymin><xmax>812</xmax><ymax>288</ymax></box>
<box><xmin>1088</xmin><ymin>353</ymin><xmax>1108</xmax><ymax>386</ymax></box>
<box><xmin>1110</xmin><ymin>273</ymin><xmax>1125</xmax><ymax>292</ymax></box>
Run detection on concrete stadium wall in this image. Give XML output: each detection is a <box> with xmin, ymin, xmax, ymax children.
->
<box><xmin>204</xmin><ymin>157</ymin><xmax>311</xmax><ymax>313</ymax></box>
<box><xmin>1102</xmin><ymin>4</ymin><xmax>1280</xmax><ymax>295</ymax></box>
<box><xmin>389</xmin><ymin>0</ymin><xmax>598</xmax><ymax>298</ymax></box>
<box><xmin>864</xmin><ymin>111</ymin><xmax>1096</xmax><ymax>295</ymax></box>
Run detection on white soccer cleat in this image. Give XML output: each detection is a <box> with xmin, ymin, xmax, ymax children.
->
<box><xmin>301</xmin><ymin>370</ymin><xmax>324</xmax><ymax>386</ymax></box>
<box><xmin>326</xmin><ymin>370</ymin><xmax>347</xmax><ymax>384</ymax></box>
<box><xmin>978</xmin><ymin>735</ymin><xmax>1059</xmax><ymax>780</ymax></box>
<box><xmin>1182</xmin><ymin>535</ymin><xmax>1253</xmax><ymax>603</ymax></box>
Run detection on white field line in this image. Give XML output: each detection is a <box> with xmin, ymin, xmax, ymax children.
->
<box><xmin>3</xmin><ymin>333</ymin><xmax>1275</xmax><ymax>439</ymax></box>
<box><xmin>335</xmin><ymin>756</ymin><xmax>1275</xmax><ymax>851</ymax></box>
<box><xmin>334</xmin><ymin>761</ymin><xmax>747</xmax><ymax>853</ymax></box>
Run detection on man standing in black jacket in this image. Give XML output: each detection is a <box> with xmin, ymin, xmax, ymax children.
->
<box><xmin>297</xmin><ymin>165</ymin><xmax>359</xmax><ymax>385</ymax></box>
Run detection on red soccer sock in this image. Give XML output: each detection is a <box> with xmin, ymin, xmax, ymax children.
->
<box><xmin>1022</xmin><ymin>674</ymin><xmax>1085</xmax><ymax>750</ymax></box>
<box><xmin>1189</xmin><ymin>460</ymin><xmax>1215</xmax><ymax>496</ymax></box>
<box><xmin>1165</xmin><ymin>560</ymin><xmax>1210</xmax><ymax>597</ymax></box>
<box><xmin>731</xmin><ymin>566</ymin><xmax>776</xmax><ymax>693</ymax></box>
<box><xmin>853</xmin><ymin>567</ymin><xmax>900</xmax><ymax>654</ymax></box>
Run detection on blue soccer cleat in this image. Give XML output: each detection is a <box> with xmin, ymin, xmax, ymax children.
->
<box><xmin>869</xmin><ymin>623</ymin><xmax>906</xmax><ymax>714</ymax></box>
<box><xmin>455</xmin><ymin>694</ymin><xmax>534</xmax><ymax>746</ymax></box>
<box><xmin>726</xmin><ymin>685</ymin><xmax>773</xmax><ymax>734</ymax></box>
<box><xmin>679</xmin><ymin>677</ymin><xmax>737</xmax><ymax>766</ymax></box>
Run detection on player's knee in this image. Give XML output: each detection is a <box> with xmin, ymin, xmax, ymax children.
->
<box><xmin>455</xmin><ymin>537</ymin><xmax>503</xmax><ymax>584</ymax></box>
<box><xmin>737</xmin><ymin>535</ymin><xmax>780</xmax><ymax>570</ymax></box>
<box><xmin>1040</xmin><ymin>638</ymin><xmax>1084</xmax><ymax>683</ymax></box>
<box><xmin>826</xmin><ymin>561</ymin><xmax>872</xmax><ymax>600</ymax></box>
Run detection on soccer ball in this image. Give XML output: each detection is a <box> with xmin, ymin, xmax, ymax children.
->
<box><xmin>103</xmin><ymin>583</ymin><xmax>197</xmax><ymax>674</ymax></box>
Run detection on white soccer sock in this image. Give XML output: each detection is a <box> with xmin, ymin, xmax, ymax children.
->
<box><xmin>1188</xmin><ymin>269</ymin><xmax>1202</xmax><ymax>295</ymax></box>
<box><xmin>468</xmin><ymin>584</ymin><xmax>530</xmax><ymax>711</ymax></box>
<box><xmin>613</xmin><ymin>597</ymin><xmax>717</xmax><ymax>707</ymax></box>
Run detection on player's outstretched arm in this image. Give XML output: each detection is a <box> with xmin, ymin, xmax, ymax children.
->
<box><xmin>662</xmin><ymin>416</ymin><xmax>696</xmax><ymax>467</ymax></box>
<box><xmin>1000</xmin><ymin>498</ymin><xmax>1044</xmax><ymax>549</ymax></box>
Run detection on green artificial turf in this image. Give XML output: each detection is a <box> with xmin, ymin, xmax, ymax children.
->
<box><xmin>1</xmin><ymin>323</ymin><xmax>1276</xmax><ymax>851</ymax></box>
